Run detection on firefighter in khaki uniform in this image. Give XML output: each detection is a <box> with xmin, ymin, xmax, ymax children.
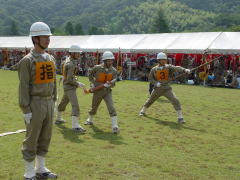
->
<box><xmin>139</xmin><ymin>52</ymin><xmax>191</xmax><ymax>123</ymax></box>
<box><xmin>18</xmin><ymin>22</ymin><xmax>57</xmax><ymax>180</ymax></box>
<box><xmin>85</xmin><ymin>51</ymin><xmax>119</xmax><ymax>134</ymax></box>
<box><xmin>55</xmin><ymin>45</ymin><xmax>86</xmax><ymax>133</ymax></box>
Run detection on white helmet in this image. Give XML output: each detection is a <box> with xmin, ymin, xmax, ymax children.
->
<box><xmin>29</xmin><ymin>22</ymin><xmax>52</xmax><ymax>37</ymax></box>
<box><xmin>102</xmin><ymin>51</ymin><xmax>114</xmax><ymax>61</ymax></box>
<box><xmin>69</xmin><ymin>45</ymin><xmax>82</xmax><ymax>53</ymax></box>
<box><xmin>157</xmin><ymin>52</ymin><xmax>167</xmax><ymax>60</ymax></box>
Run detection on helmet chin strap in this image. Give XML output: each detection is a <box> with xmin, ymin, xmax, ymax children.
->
<box><xmin>36</xmin><ymin>37</ymin><xmax>46</xmax><ymax>50</ymax></box>
<box><xmin>159</xmin><ymin>62</ymin><xmax>165</xmax><ymax>66</ymax></box>
<box><xmin>104</xmin><ymin>61</ymin><xmax>110</xmax><ymax>68</ymax></box>
<box><xmin>159</xmin><ymin>59</ymin><xmax>167</xmax><ymax>66</ymax></box>
<box><xmin>38</xmin><ymin>42</ymin><xmax>46</xmax><ymax>50</ymax></box>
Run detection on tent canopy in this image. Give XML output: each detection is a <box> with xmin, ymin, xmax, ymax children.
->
<box><xmin>165</xmin><ymin>32</ymin><xmax>222</xmax><ymax>54</ymax></box>
<box><xmin>208</xmin><ymin>32</ymin><xmax>240</xmax><ymax>54</ymax></box>
<box><xmin>0</xmin><ymin>32</ymin><xmax>240</xmax><ymax>54</ymax></box>
<box><xmin>131</xmin><ymin>33</ymin><xmax>180</xmax><ymax>53</ymax></box>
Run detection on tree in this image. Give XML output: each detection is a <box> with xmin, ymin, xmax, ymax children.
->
<box><xmin>88</xmin><ymin>26</ymin><xmax>104</xmax><ymax>35</ymax></box>
<box><xmin>107</xmin><ymin>22</ymin><xmax>123</xmax><ymax>34</ymax></box>
<box><xmin>215</xmin><ymin>13</ymin><xmax>240</xmax><ymax>28</ymax></box>
<box><xmin>53</xmin><ymin>27</ymin><xmax>67</xmax><ymax>35</ymax></box>
<box><xmin>50</xmin><ymin>27</ymin><xmax>55</xmax><ymax>34</ymax></box>
<box><xmin>65</xmin><ymin>21</ymin><xmax>74</xmax><ymax>35</ymax></box>
<box><xmin>74</xmin><ymin>23</ymin><xmax>85</xmax><ymax>35</ymax></box>
<box><xmin>151</xmin><ymin>8</ymin><xmax>170</xmax><ymax>33</ymax></box>
<box><xmin>97</xmin><ymin>28</ymin><xmax>104</xmax><ymax>35</ymax></box>
<box><xmin>229</xmin><ymin>25</ymin><xmax>240</xmax><ymax>32</ymax></box>
<box><xmin>10</xmin><ymin>20</ymin><xmax>19</xmax><ymax>35</ymax></box>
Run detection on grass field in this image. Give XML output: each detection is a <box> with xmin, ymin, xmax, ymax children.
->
<box><xmin>0</xmin><ymin>69</ymin><xmax>239</xmax><ymax>180</ymax></box>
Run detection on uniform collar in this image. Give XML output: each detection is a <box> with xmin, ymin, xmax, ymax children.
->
<box><xmin>101</xmin><ymin>63</ymin><xmax>112</xmax><ymax>69</ymax></box>
<box><xmin>157</xmin><ymin>64</ymin><xmax>167</xmax><ymax>70</ymax></box>
<box><xmin>30</xmin><ymin>48</ymin><xmax>45</xmax><ymax>58</ymax></box>
<box><xmin>158</xmin><ymin>64</ymin><xmax>166</xmax><ymax>67</ymax></box>
<box><xmin>157</xmin><ymin>64</ymin><xmax>166</xmax><ymax>69</ymax></box>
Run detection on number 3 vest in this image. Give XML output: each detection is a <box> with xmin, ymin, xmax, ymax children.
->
<box><xmin>156</xmin><ymin>69</ymin><xmax>169</xmax><ymax>81</ymax></box>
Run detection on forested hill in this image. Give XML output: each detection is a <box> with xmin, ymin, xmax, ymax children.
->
<box><xmin>0</xmin><ymin>0</ymin><xmax>239</xmax><ymax>36</ymax></box>
<box><xmin>175</xmin><ymin>0</ymin><xmax>240</xmax><ymax>13</ymax></box>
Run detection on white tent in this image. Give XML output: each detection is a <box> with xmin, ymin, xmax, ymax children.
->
<box><xmin>77</xmin><ymin>34</ymin><xmax>145</xmax><ymax>53</ymax></box>
<box><xmin>165</xmin><ymin>32</ymin><xmax>222</xmax><ymax>54</ymax></box>
<box><xmin>130</xmin><ymin>33</ymin><xmax>180</xmax><ymax>53</ymax></box>
<box><xmin>208</xmin><ymin>32</ymin><xmax>240</xmax><ymax>54</ymax></box>
<box><xmin>0</xmin><ymin>32</ymin><xmax>240</xmax><ymax>54</ymax></box>
<box><xmin>0</xmin><ymin>36</ymin><xmax>32</xmax><ymax>50</ymax></box>
<box><xmin>49</xmin><ymin>36</ymin><xmax>88</xmax><ymax>51</ymax></box>
<box><xmin>0</xmin><ymin>35</ymin><xmax>145</xmax><ymax>53</ymax></box>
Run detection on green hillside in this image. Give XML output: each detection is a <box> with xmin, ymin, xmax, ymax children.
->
<box><xmin>0</xmin><ymin>0</ymin><xmax>240</xmax><ymax>36</ymax></box>
<box><xmin>175</xmin><ymin>0</ymin><xmax>240</xmax><ymax>13</ymax></box>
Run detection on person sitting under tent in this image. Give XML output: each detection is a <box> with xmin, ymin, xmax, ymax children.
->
<box><xmin>212</xmin><ymin>56</ymin><xmax>226</xmax><ymax>86</ymax></box>
<box><xmin>230</xmin><ymin>66</ymin><xmax>240</xmax><ymax>88</ymax></box>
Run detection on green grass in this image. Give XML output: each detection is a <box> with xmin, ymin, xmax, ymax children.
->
<box><xmin>0</xmin><ymin>69</ymin><xmax>240</xmax><ymax>180</ymax></box>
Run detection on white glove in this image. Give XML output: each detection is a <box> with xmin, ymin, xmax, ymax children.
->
<box><xmin>156</xmin><ymin>82</ymin><xmax>161</xmax><ymax>87</ymax></box>
<box><xmin>77</xmin><ymin>82</ymin><xmax>85</xmax><ymax>88</ymax></box>
<box><xmin>24</xmin><ymin>113</ymin><xmax>32</xmax><ymax>124</ymax></box>
<box><xmin>103</xmin><ymin>83</ymin><xmax>111</xmax><ymax>88</ymax></box>
<box><xmin>54</xmin><ymin>101</ymin><xmax>58</xmax><ymax>113</ymax></box>
<box><xmin>185</xmin><ymin>69</ymin><xmax>191</xmax><ymax>74</ymax></box>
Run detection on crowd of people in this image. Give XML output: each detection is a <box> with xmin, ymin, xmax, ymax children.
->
<box><xmin>1</xmin><ymin>49</ymin><xmax>240</xmax><ymax>88</ymax></box>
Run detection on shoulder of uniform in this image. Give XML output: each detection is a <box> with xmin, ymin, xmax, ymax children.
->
<box><xmin>152</xmin><ymin>65</ymin><xmax>158</xmax><ymax>70</ymax></box>
<box><xmin>24</xmin><ymin>53</ymin><xmax>33</xmax><ymax>60</ymax></box>
<box><xmin>94</xmin><ymin>64</ymin><xmax>102</xmax><ymax>69</ymax></box>
<box><xmin>165</xmin><ymin>64</ymin><xmax>172</xmax><ymax>68</ymax></box>
<box><xmin>63</xmin><ymin>57</ymin><xmax>70</xmax><ymax>63</ymax></box>
<box><xmin>111</xmin><ymin>66</ymin><xmax>117</xmax><ymax>72</ymax></box>
<box><xmin>18</xmin><ymin>54</ymin><xmax>32</xmax><ymax>65</ymax></box>
<box><xmin>17</xmin><ymin>55</ymin><xmax>33</xmax><ymax>72</ymax></box>
<box><xmin>65</xmin><ymin>60</ymin><xmax>73</xmax><ymax>65</ymax></box>
<box><xmin>49</xmin><ymin>54</ymin><xmax>55</xmax><ymax>61</ymax></box>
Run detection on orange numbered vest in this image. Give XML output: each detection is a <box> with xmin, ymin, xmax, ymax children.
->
<box><xmin>97</xmin><ymin>72</ymin><xmax>113</xmax><ymax>83</ymax></box>
<box><xmin>155</xmin><ymin>69</ymin><xmax>169</xmax><ymax>81</ymax></box>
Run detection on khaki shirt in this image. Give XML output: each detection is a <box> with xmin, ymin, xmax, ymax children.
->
<box><xmin>63</xmin><ymin>57</ymin><xmax>79</xmax><ymax>91</ymax></box>
<box><xmin>18</xmin><ymin>49</ymin><xmax>57</xmax><ymax>114</ymax></box>
<box><xmin>149</xmin><ymin>64</ymin><xmax>186</xmax><ymax>89</ymax></box>
<box><xmin>60</xmin><ymin>60</ymin><xmax>65</xmax><ymax>75</ymax></box>
<box><xmin>88</xmin><ymin>63</ymin><xmax>117</xmax><ymax>88</ymax></box>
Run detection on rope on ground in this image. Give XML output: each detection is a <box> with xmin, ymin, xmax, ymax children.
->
<box><xmin>0</xmin><ymin>129</ymin><xmax>26</xmax><ymax>137</ymax></box>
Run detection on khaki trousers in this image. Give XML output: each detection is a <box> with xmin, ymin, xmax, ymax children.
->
<box><xmin>89</xmin><ymin>89</ymin><xmax>117</xmax><ymax>117</ymax></box>
<box><xmin>144</xmin><ymin>88</ymin><xmax>181</xmax><ymax>111</ymax></box>
<box><xmin>22</xmin><ymin>96</ymin><xmax>54</xmax><ymax>162</ymax></box>
<box><xmin>58</xmin><ymin>89</ymin><xmax>80</xmax><ymax>117</ymax></box>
